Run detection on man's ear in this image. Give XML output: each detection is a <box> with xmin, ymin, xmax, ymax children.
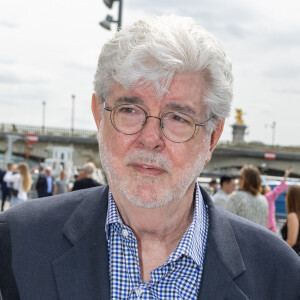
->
<box><xmin>91</xmin><ymin>93</ymin><xmax>101</xmax><ymax>131</ymax></box>
<box><xmin>205</xmin><ymin>119</ymin><xmax>224</xmax><ymax>163</ymax></box>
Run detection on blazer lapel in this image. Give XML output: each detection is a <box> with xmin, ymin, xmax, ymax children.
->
<box><xmin>198</xmin><ymin>187</ymin><xmax>249</xmax><ymax>300</ymax></box>
<box><xmin>52</xmin><ymin>186</ymin><xmax>110</xmax><ymax>300</ymax></box>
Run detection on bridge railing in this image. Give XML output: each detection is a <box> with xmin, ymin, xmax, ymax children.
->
<box><xmin>0</xmin><ymin>123</ymin><xmax>97</xmax><ymax>138</ymax></box>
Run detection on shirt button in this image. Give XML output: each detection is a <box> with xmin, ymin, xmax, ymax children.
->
<box><xmin>136</xmin><ymin>288</ymin><xmax>143</xmax><ymax>298</ymax></box>
<box><xmin>122</xmin><ymin>229</ymin><xmax>129</xmax><ymax>238</ymax></box>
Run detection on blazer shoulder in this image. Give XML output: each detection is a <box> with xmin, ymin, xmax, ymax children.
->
<box><xmin>224</xmin><ymin>209</ymin><xmax>300</xmax><ymax>267</ymax></box>
<box><xmin>0</xmin><ymin>185</ymin><xmax>109</xmax><ymax>232</ymax></box>
<box><xmin>206</xmin><ymin>200</ymin><xmax>300</xmax><ymax>299</ymax></box>
<box><xmin>0</xmin><ymin>217</ymin><xmax>20</xmax><ymax>299</ymax></box>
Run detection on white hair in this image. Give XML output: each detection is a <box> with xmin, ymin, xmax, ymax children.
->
<box><xmin>94</xmin><ymin>15</ymin><xmax>233</xmax><ymax>133</ymax></box>
<box><xmin>83</xmin><ymin>162</ymin><xmax>96</xmax><ymax>177</ymax></box>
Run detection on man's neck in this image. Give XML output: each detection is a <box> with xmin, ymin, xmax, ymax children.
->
<box><xmin>221</xmin><ymin>187</ymin><xmax>229</xmax><ymax>195</ymax></box>
<box><xmin>113</xmin><ymin>184</ymin><xmax>194</xmax><ymax>240</ymax></box>
<box><xmin>111</xmin><ymin>183</ymin><xmax>196</xmax><ymax>282</ymax></box>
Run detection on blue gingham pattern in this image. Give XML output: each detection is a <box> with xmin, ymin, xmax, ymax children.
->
<box><xmin>105</xmin><ymin>183</ymin><xmax>209</xmax><ymax>299</ymax></box>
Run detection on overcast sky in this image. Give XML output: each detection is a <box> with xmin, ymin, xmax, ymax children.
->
<box><xmin>1</xmin><ymin>0</ymin><xmax>300</xmax><ymax>146</ymax></box>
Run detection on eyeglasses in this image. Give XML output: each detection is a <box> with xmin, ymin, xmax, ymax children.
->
<box><xmin>104</xmin><ymin>102</ymin><xmax>213</xmax><ymax>143</ymax></box>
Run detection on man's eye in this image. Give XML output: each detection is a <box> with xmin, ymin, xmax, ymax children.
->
<box><xmin>172</xmin><ymin>114</ymin><xmax>188</xmax><ymax>123</ymax></box>
<box><xmin>119</xmin><ymin>107</ymin><xmax>136</xmax><ymax>114</ymax></box>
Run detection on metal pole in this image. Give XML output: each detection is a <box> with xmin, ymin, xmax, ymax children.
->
<box><xmin>4</xmin><ymin>134</ymin><xmax>20</xmax><ymax>166</ymax></box>
<box><xmin>272</xmin><ymin>122</ymin><xmax>276</xmax><ymax>146</ymax></box>
<box><xmin>42</xmin><ymin>101</ymin><xmax>46</xmax><ymax>134</ymax></box>
<box><xmin>117</xmin><ymin>0</ymin><xmax>122</xmax><ymax>29</ymax></box>
<box><xmin>71</xmin><ymin>95</ymin><xmax>75</xmax><ymax>136</ymax></box>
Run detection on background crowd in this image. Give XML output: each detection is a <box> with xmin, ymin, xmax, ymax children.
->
<box><xmin>208</xmin><ymin>165</ymin><xmax>300</xmax><ymax>256</ymax></box>
<box><xmin>0</xmin><ymin>161</ymin><xmax>102</xmax><ymax>208</ymax></box>
<box><xmin>0</xmin><ymin>162</ymin><xmax>299</xmax><ymax>255</ymax></box>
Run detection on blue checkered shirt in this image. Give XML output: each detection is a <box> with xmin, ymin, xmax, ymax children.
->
<box><xmin>105</xmin><ymin>183</ymin><xmax>209</xmax><ymax>299</ymax></box>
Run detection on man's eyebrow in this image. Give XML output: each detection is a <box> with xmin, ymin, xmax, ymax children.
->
<box><xmin>165</xmin><ymin>102</ymin><xmax>197</xmax><ymax>116</ymax></box>
<box><xmin>113</xmin><ymin>97</ymin><xmax>144</xmax><ymax>105</ymax></box>
<box><xmin>112</xmin><ymin>98</ymin><xmax>199</xmax><ymax>117</ymax></box>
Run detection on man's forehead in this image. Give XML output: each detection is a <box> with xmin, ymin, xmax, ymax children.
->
<box><xmin>109</xmin><ymin>73</ymin><xmax>207</xmax><ymax>113</ymax></box>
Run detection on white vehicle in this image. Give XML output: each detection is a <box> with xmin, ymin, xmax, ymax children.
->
<box><xmin>42</xmin><ymin>146</ymin><xmax>74</xmax><ymax>181</ymax></box>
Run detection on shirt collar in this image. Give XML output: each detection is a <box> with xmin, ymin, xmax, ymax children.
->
<box><xmin>105</xmin><ymin>183</ymin><xmax>208</xmax><ymax>267</ymax></box>
<box><xmin>166</xmin><ymin>183</ymin><xmax>207</xmax><ymax>266</ymax></box>
<box><xmin>105</xmin><ymin>190</ymin><xmax>123</xmax><ymax>241</ymax></box>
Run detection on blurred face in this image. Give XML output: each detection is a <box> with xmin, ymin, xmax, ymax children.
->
<box><xmin>9</xmin><ymin>164</ymin><xmax>17</xmax><ymax>172</ymax></box>
<box><xmin>77</xmin><ymin>170</ymin><xmax>85</xmax><ymax>180</ymax></box>
<box><xmin>223</xmin><ymin>179</ymin><xmax>236</xmax><ymax>194</ymax></box>
<box><xmin>93</xmin><ymin>74</ymin><xmax>224</xmax><ymax>208</ymax></box>
<box><xmin>211</xmin><ymin>182</ymin><xmax>218</xmax><ymax>190</ymax></box>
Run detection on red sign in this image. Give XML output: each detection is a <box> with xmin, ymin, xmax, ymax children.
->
<box><xmin>264</xmin><ymin>151</ymin><xmax>276</xmax><ymax>160</ymax></box>
<box><xmin>25</xmin><ymin>133</ymin><xmax>38</xmax><ymax>143</ymax></box>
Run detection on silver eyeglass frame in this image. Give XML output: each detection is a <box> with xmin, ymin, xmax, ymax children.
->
<box><xmin>103</xmin><ymin>101</ymin><xmax>214</xmax><ymax>143</ymax></box>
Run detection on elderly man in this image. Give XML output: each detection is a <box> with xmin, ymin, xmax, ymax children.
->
<box><xmin>0</xmin><ymin>15</ymin><xmax>299</xmax><ymax>300</ymax></box>
<box><xmin>36</xmin><ymin>166</ymin><xmax>54</xmax><ymax>197</ymax></box>
<box><xmin>72</xmin><ymin>162</ymin><xmax>101</xmax><ymax>191</ymax></box>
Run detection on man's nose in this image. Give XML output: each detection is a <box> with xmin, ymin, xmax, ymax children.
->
<box><xmin>139</xmin><ymin>116</ymin><xmax>165</xmax><ymax>150</ymax></box>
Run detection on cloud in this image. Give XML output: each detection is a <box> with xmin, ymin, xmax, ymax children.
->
<box><xmin>0</xmin><ymin>71</ymin><xmax>46</xmax><ymax>85</ymax></box>
<box><xmin>0</xmin><ymin>58</ymin><xmax>15</xmax><ymax>65</ymax></box>
<box><xmin>0</xmin><ymin>20</ymin><xmax>18</xmax><ymax>29</ymax></box>
<box><xmin>264</xmin><ymin>65</ymin><xmax>300</xmax><ymax>79</ymax></box>
<box><xmin>272</xmin><ymin>88</ymin><xmax>300</xmax><ymax>95</ymax></box>
<box><xmin>0</xmin><ymin>73</ymin><xmax>22</xmax><ymax>84</ymax></box>
<box><xmin>63</xmin><ymin>61</ymin><xmax>95</xmax><ymax>72</ymax></box>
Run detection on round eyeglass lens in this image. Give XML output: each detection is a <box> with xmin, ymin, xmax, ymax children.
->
<box><xmin>162</xmin><ymin>112</ymin><xmax>196</xmax><ymax>142</ymax></box>
<box><xmin>112</xmin><ymin>104</ymin><xmax>145</xmax><ymax>134</ymax></box>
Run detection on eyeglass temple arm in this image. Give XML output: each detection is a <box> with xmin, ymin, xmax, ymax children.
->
<box><xmin>195</xmin><ymin>115</ymin><xmax>216</xmax><ymax>127</ymax></box>
<box><xmin>103</xmin><ymin>101</ymin><xmax>112</xmax><ymax>112</ymax></box>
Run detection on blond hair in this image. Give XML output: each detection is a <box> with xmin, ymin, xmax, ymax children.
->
<box><xmin>17</xmin><ymin>162</ymin><xmax>32</xmax><ymax>192</ymax></box>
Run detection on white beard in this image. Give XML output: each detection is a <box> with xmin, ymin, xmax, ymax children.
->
<box><xmin>98</xmin><ymin>123</ymin><xmax>209</xmax><ymax>209</ymax></box>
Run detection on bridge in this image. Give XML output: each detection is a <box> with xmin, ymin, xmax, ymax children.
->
<box><xmin>1</xmin><ymin>123</ymin><xmax>300</xmax><ymax>178</ymax></box>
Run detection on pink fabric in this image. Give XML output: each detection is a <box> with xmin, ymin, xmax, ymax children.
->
<box><xmin>266</xmin><ymin>181</ymin><xmax>288</xmax><ymax>232</ymax></box>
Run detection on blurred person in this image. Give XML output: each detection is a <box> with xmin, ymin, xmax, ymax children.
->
<box><xmin>0</xmin><ymin>167</ymin><xmax>7</xmax><ymax>211</ymax></box>
<box><xmin>207</xmin><ymin>178</ymin><xmax>218</xmax><ymax>195</ymax></box>
<box><xmin>72</xmin><ymin>162</ymin><xmax>101</xmax><ymax>191</ymax></box>
<box><xmin>227</xmin><ymin>165</ymin><xmax>268</xmax><ymax>226</ymax></box>
<box><xmin>281</xmin><ymin>185</ymin><xmax>300</xmax><ymax>256</ymax></box>
<box><xmin>53</xmin><ymin>170</ymin><xmax>70</xmax><ymax>195</ymax></box>
<box><xmin>0</xmin><ymin>15</ymin><xmax>299</xmax><ymax>300</ymax></box>
<box><xmin>36</xmin><ymin>166</ymin><xmax>54</xmax><ymax>197</ymax></box>
<box><xmin>76</xmin><ymin>170</ymin><xmax>85</xmax><ymax>180</ymax></box>
<box><xmin>0</xmin><ymin>163</ymin><xmax>15</xmax><ymax>211</ymax></box>
<box><xmin>212</xmin><ymin>175</ymin><xmax>236</xmax><ymax>209</ymax></box>
<box><xmin>3</xmin><ymin>162</ymin><xmax>32</xmax><ymax>207</ymax></box>
<box><xmin>262</xmin><ymin>168</ymin><xmax>292</xmax><ymax>233</ymax></box>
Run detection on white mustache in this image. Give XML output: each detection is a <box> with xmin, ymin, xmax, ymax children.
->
<box><xmin>124</xmin><ymin>149</ymin><xmax>172</xmax><ymax>172</ymax></box>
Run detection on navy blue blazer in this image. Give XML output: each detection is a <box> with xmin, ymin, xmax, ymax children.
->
<box><xmin>0</xmin><ymin>185</ymin><xmax>299</xmax><ymax>299</ymax></box>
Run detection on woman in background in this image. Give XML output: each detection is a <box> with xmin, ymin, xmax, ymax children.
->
<box><xmin>53</xmin><ymin>170</ymin><xmax>70</xmax><ymax>195</ymax></box>
<box><xmin>281</xmin><ymin>185</ymin><xmax>300</xmax><ymax>255</ymax></box>
<box><xmin>4</xmin><ymin>162</ymin><xmax>32</xmax><ymax>207</ymax></box>
<box><xmin>262</xmin><ymin>168</ymin><xmax>292</xmax><ymax>232</ymax></box>
<box><xmin>227</xmin><ymin>165</ymin><xmax>268</xmax><ymax>226</ymax></box>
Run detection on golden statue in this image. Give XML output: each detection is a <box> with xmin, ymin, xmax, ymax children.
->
<box><xmin>235</xmin><ymin>109</ymin><xmax>244</xmax><ymax>125</ymax></box>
